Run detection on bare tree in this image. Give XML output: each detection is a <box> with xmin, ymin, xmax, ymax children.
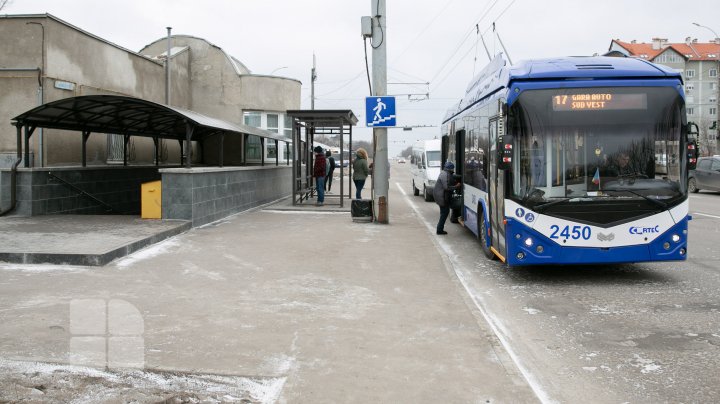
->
<box><xmin>0</xmin><ymin>0</ymin><xmax>12</xmax><ymax>12</ymax></box>
<box><xmin>697</xmin><ymin>116</ymin><xmax>717</xmax><ymax>156</ymax></box>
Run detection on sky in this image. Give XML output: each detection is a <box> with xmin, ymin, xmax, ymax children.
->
<box><xmin>4</xmin><ymin>0</ymin><xmax>718</xmax><ymax>156</ymax></box>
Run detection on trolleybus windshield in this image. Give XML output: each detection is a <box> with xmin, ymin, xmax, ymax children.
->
<box><xmin>508</xmin><ymin>86</ymin><xmax>686</xmax><ymax>212</ymax></box>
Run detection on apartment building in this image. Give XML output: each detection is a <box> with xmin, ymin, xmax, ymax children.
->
<box><xmin>609</xmin><ymin>37</ymin><xmax>720</xmax><ymax>155</ymax></box>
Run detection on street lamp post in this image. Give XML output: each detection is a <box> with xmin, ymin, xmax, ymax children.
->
<box><xmin>692</xmin><ymin>22</ymin><xmax>720</xmax><ymax>154</ymax></box>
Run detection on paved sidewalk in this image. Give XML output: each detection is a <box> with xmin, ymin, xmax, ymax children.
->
<box><xmin>0</xmin><ymin>215</ymin><xmax>191</xmax><ymax>266</ymax></box>
<box><xmin>0</xmin><ymin>182</ymin><xmax>537</xmax><ymax>402</ymax></box>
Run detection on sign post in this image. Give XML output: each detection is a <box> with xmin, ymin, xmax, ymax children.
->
<box><xmin>370</xmin><ymin>0</ymin><xmax>389</xmax><ymax>223</ymax></box>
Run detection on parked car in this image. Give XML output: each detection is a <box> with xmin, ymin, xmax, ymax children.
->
<box><xmin>332</xmin><ymin>153</ymin><xmax>350</xmax><ymax>168</ymax></box>
<box><xmin>689</xmin><ymin>156</ymin><xmax>720</xmax><ymax>193</ymax></box>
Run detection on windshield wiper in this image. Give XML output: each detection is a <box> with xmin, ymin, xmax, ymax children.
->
<box><xmin>533</xmin><ymin>197</ymin><xmax>572</xmax><ymax>212</ymax></box>
<box><xmin>604</xmin><ymin>188</ymin><xmax>668</xmax><ymax>209</ymax></box>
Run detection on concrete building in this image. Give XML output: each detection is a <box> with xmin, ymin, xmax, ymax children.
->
<box><xmin>609</xmin><ymin>37</ymin><xmax>720</xmax><ymax>155</ymax></box>
<box><xmin>0</xmin><ymin>13</ymin><xmax>301</xmax><ymax>168</ymax></box>
<box><xmin>0</xmin><ymin>14</ymin><xmax>301</xmax><ymax>222</ymax></box>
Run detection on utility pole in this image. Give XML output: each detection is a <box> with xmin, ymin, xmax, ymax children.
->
<box><xmin>371</xmin><ymin>0</ymin><xmax>389</xmax><ymax>223</ymax></box>
<box><xmin>311</xmin><ymin>53</ymin><xmax>317</xmax><ymax>110</ymax></box>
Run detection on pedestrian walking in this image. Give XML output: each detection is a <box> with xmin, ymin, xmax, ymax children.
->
<box><xmin>313</xmin><ymin>146</ymin><xmax>327</xmax><ymax>206</ymax></box>
<box><xmin>325</xmin><ymin>150</ymin><xmax>336</xmax><ymax>192</ymax></box>
<box><xmin>352</xmin><ymin>148</ymin><xmax>370</xmax><ymax>199</ymax></box>
<box><xmin>433</xmin><ymin>161</ymin><xmax>461</xmax><ymax>235</ymax></box>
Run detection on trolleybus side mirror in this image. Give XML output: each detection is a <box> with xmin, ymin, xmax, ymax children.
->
<box><xmin>497</xmin><ymin>135</ymin><xmax>514</xmax><ymax>171</ymax></box>
<box><xmin>687</xmin><ymin>122</ymin><xmax>699</xmax><ymax>170</ymax></box>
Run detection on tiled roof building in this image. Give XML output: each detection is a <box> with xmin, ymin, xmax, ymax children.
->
<box><xmin>610</xmin><ymin>38</ymin><xmax>719</xmax><ymax>154</ymax></box>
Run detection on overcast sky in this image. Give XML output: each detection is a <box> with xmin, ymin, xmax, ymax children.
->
<box><xmin>4</xmin><ymin>0</ymin><xmax>718</xmax><ymax>155</ymax></box>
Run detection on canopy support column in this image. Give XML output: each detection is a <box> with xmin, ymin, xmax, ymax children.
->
<box><xmin>153</xmin><ymin>137</ymin><xmax>159</xmax><ymax>166</ymax></box>
<box><xmin>185</xmin><ymin>121</ymin><xmax>194</xmax><ymax>168</ymax></box>
<box><xmin>123</xmin><ymin>134</ymin><xmax>130</xmax><ymax>166</ymax></box>
<box><xmin>81</xmin><ymin>131</ymin><xmax>90</xmax><ymax>167</ymax></box>
<box><xmin>24</xmin><ymin>125</ymin><xmax>36</xmax><ymax>168</ymax></box>
<box><xmin>261</xmin><ymin>137</ymin><xmax>265</xmax><ymax>166</ymax></box>
<box><xmin>218</xmin><ymin>133</ymin><xmax>225</xmax><ymax>168</ymax></box>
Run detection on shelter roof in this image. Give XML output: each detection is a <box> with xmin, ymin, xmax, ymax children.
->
<box><xmin>12</xmin><ymin>95</ymin><xmax>289</xmax><ymax>142</ymax></box>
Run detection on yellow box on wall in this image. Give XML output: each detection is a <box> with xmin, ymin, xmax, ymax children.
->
<box><xmin>141</xmin><ymin>180</ymin><xmax>162</xmax><ymax>219</ymax></box>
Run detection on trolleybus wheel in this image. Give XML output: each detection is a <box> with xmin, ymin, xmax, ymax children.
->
<box><xmin>479</xmin><ymin>212</ymin><xmax>496</xmax><ymax>260</ymax></box>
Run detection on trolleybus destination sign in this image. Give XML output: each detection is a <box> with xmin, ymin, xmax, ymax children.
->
<box><xmin>552</xmin><ymin>92</ymin><xmax>647</xmax><ymax>111</ymax></box>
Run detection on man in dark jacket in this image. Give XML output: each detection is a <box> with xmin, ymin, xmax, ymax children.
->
<box><xmin>313</xmin><ymin>146</ymin><xmax>327</xmax><ymax>206</ymax></box>
<box><xmin>325</xmin><ymin>150</ymin><xmax>336</xmax><ymax>192</ymax></box>
<box><xmin>433</xmin><ymin>161</ymin><xmax>460</xmax><ymax>235</ymax></box>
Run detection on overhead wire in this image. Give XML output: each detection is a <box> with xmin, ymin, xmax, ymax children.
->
<box><xmin>389</xmin><ymin>0</ymin><xmax>458</xmax><ymax>65</ymax></box>
<box><xmin>430</xmin><ymin>0</ymin><xmax>519</xmax><ymax>93</ymax></box>
<box><xmin>427</xmin><ymin>0</ymin><xmax>502</xmax><ymax>86</ymax></box>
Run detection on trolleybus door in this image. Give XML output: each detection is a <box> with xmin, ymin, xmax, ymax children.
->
<box><xmin>489</xmin><ymin>116</ymin><xmax>506</xmax><ymax>256</ymax></box>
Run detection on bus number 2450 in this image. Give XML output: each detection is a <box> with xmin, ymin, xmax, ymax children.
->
<box><xmin>549</xmin><ymin>225</ymin><xmax>592</xmax><ymax>240</ymax></box>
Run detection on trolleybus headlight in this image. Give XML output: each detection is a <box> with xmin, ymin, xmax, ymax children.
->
<box><xmin>663</xmin><ymin>242</ymin><xmax>671</xmax><ymax>250</ymax></box>
<box><xmin>524</xmin><ymin>237</ymin><xmax>534</xmax><ymax>247</ymax></box>
<box><xmin>536</xmin><ymin>245</ymin><xmax>544</xmax><ymax>254</ymax></box>
<box><xmin>672</xmin><ymin>234</ymin><xmax>681</xmax><ymax>243</ymax></box>
<box><xmin>517</xmin><ymin>252</ymin><xmax>525</xmax><ymax>260</ymax></box>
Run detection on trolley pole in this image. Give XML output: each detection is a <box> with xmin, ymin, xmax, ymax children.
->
<box><xmin>371</xmin><ymin>0</ymin><xmax>389</xmax><ymax>223</ymax></box>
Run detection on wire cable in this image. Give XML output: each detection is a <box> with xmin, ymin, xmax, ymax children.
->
<box><xmin>371</xmin><ymin>0</ymin><xmax>384</xmax><ymax>49</ymax></box>
<box><xmin>364</xmin><ymin>38</ymin><xmax>373</xmax><ymax>95</ymax></box>
<box><xmin>427</xmin><ymin>0</ymin><xmax>501</xmax><ymax>85</ymax></box>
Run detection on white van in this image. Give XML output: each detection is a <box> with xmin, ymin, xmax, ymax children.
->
<box><xmin>410</xmin><ymin>139</ymin><xmax>442</xmax><ymax>201</ymax></box>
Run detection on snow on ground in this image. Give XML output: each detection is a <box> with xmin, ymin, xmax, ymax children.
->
<box><xmin>0</xmin><ymin>359</ymin><xmax>286</xmax><ymax>403</ymax></box>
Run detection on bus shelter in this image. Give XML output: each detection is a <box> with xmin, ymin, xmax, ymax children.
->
<box><xmin>287</xmin><ymin>110</ymin><xmax>358</xmax><ymax>207</ymax></box>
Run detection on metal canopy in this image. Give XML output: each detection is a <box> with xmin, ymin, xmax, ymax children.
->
<box><xmin>286</xmin><ymin>110</ymin><xmax>357</xmax><ymax>207</ymax></box>
<box><xmin>12</xmin><ymin>95</ymin><xmax>290</xmax><ymax>168</ymax></box>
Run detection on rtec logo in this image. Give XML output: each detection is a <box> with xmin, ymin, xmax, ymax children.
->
<box><xmin>628</xmin><ymin>225</ymin><xmax>660</xmax><ymax>235</ymax></box>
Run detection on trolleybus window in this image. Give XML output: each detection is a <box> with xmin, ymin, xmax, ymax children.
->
<box><xmin>508</xmin><ymin>87</ymin><xmax>685</xmax><ymax>212</ymax></box>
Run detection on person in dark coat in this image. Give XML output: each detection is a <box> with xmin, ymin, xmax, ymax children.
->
<box><xmin>325</xmin><ymin>150</ymin><xmax>336</xmax><ymax>192</ymax></box>
<box><xmin>313</xmin><ymin>146</ymin><xmax>327</xmax><ymax>206</ymax></box>
<box><xmin>433</xmin><ymin>161</ymin><xmax>461</xmax><ymax>235</ymax></box>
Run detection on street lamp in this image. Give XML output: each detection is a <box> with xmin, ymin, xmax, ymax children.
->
<box><xmin>270</xmin><ymin>66</ymin><xmax>288</xmax><ymax>75</ymax></box>
<box><xmin>693</xmin><ymin>23</ymin><xmax>720</xmax><ymax>151</ymax></box>
<box><xmin>692</xmin><ymin>22</ymin><xmax>719</xmax><ymax>41</ymax></box>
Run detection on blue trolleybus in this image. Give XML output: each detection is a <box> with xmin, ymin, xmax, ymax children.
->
<box><xmin>442</xmin><ymin>55</ymin><xmax>692</xmax><ymax>266</ymax></box>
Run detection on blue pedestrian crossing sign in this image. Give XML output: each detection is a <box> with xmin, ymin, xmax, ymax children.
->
<box><xmin>366</xmin><ymin>96</ymin><xmax>396</xmax><ymax>127</ymax></box>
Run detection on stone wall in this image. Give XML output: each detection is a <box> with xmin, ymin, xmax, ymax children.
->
<box><xmin>2</xmin><ymin>165</ymin><xmax>291</xmax><ymax>225</ymax></box>
<box><xmin>161</xmin><ymin>166</ymin><xmax>291</xmax><ymax>227</ymax></box>
<box><xmin>6</xmin><ymin>166</ymin><xmax>161</xmax><ymax>216</ymax></box>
